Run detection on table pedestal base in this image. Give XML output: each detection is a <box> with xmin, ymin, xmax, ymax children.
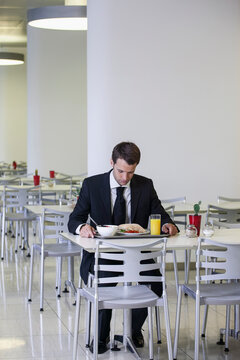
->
<box><xmin>111</xmin><ymin>308</ymin><xmax>141</xmax><ymax>360</ymax></box>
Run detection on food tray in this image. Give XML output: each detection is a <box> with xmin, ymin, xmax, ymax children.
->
<box><xmin>95</xmin><ymin>233</ymin><xmax>169</xmax><ymax>239</ymax></box>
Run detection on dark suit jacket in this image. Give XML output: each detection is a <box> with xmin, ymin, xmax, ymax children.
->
<box><xmin>68</xmin><ymin>170</ymin><xmax>176</xmax><ymax>284</ymax></box>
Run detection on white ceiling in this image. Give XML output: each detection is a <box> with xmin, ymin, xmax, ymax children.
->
<box><xmin>0</xmin><ymin>0</ymin><xmax>65</xmax><ymax>48</ymax></box>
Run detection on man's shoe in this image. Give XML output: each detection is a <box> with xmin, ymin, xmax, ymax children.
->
<box><xmin>89</xmin><ymin>337</ymin><xmax>109</xmax><ymax>354</ymax></box>
<box><xmin>132</xmin><ymin>331</ymin><xmax>144</xmax><ymax>348</ymax></box>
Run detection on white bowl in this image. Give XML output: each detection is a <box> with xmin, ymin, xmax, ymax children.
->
<box><xmin>97</xmin><ymin>225</ymin><xmax>118</xmax><ymax>237</ymax></box>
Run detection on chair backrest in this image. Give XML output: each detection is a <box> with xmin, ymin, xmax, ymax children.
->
<box><xmin>165</xmin><ymin>205</ymin><xmax>175</xmax><ymax>218</ymax></box>
<box><xmin>40</xmin><ymin>208</ymin><xmax>69</xmax><ymax>246</ymax></box>
<box><xmin>196</xmin><ymin>238</ymin><xmax>240</xmax><ymax>286</ymax></box>
<box><xmin>161</xmin><ymin>196</ymin><xmax>186</xmax><ymax>204</ymax></box>
<box><xmin>94</xmin><ymin>238</ymin><xmax>167</xmax><ymax>286</ymax></box>
<box><xmin>206</xmin><ymin>204</ymin><xmax>240</xmax><ymax>223</ymax></box>
<box><xmin>42</xmin><ymin>175</ymin><xmax>72</xmax><ymax>185</ymax></box>
<box><xmin>212</xmin><ymin>220</ymin><xmax>240</xmax><ymax>229</ymax></box>
<box><xmin>2</xmin><ymin>185</ymin><xmax>41</xmax><ymax>209</ymax></box>
<box><xmin>218</xmin><ymin>196</ymin><xmax>240</xmax><ymax>203</ymax></box>
<box><xmin>162</xmin><ymin>197</ymin><xmax>187</xmax><ymax>227</ymax></box>
<box><xmin>0</xmin><ymin>177</ymin><xmax>21</xmax><ymax>185</ymax></box>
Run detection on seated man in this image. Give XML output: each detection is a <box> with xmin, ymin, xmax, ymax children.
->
<box><xmin>68</xmin><ymin>141</ymin><xmax>178</xmax><ymax>353</ymax></box>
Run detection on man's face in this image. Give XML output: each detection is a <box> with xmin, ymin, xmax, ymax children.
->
<box><xmin>111</xmin><ymin>158</ymin><xmax>137</xmax><ymax>186</ymax></box>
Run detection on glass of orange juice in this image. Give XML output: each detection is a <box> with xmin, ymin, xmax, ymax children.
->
<box><xmin>150</xmin><ymin>214</ymin><xmax>161</xmax><ymax>235</ymax></box>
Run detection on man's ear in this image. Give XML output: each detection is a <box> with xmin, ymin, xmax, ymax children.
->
<box><xmin>110</xmin><ymin>159</ymin><xmax>114</xmax><ymax>167</ymax></box>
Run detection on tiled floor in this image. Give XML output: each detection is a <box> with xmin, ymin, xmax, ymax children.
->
<box><xmin>0</xmin><ymin>231</ymin><xmax>239</xmax><ymax>359</ymax></box>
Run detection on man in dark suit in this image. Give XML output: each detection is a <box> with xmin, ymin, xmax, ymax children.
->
<box><xmin>68</xmin><ymin>141</ymin><xmax>178</xmax><ymax>354</ymax></box>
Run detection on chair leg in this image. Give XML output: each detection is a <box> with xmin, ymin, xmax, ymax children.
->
<box><xmin>163</xmin><ymin>292</ymin><xmax>173</xmax><ymax>360</ymax></box>
<box><xmin>40</xmin><ymin>252</ymin><xmax>45</xmax><ymax>311</ymax></box>
<box><xmin>15</xmin><ymin>222</ymin><xmax>19</xmax><ymax>253</ymax></box>
<box><xmin>194</xmin><ymin>294</ymin><xmax>200</xmax><ymax>360</ymax></box>
<box><xmin>1</xmin><ymin>217</ymin><xmax>5</xmax><ymax>260</ymax></box>
<box><xmin>155</xmin><ymin>306</ymin><xmax>161</xmax><ymax>343</ymax></box>
<box><xmin>201</xmin><ymin>305</ymin><xmax>209</xmax><ymax>337</ymax></box>
<box><xmin>85</xmin><ymin>275</ymin><xmax>93</xmax><ymax>347</ymax></box>
<box><xmin>225</xmin><ymin>305</ymin><xmax>230</xmax><ymax>352</ymax></box>
<box><xmin>28</xmin><ymin>246</ymin><xmax>35</xmax><ymax>301</ymax></box>
<box><xmin>184</xmin><ymin>249</ymin><xmax>191</xmax><ymax>285</ymax></box>
<box><xmin>73</xmin><ymin>288</ymin><xmax>82</xmax><ymax>360</ymax></box>
<box><xmin>57</xmin><ymin>257</ymin><xmax>62</xmax><ymax>297</ymax></box>
<box><xmin>148</xmin><ymin>307</ymin><xmax>154</xmax><ymax>360</ymax></box>
<box><xmin>173</xmin><ymin>285</ymin><xmax>182</xmax><ymax>360</ymax></box>
<box><xmin>172</xmin><ymin>250</ymin><xmax>179</xmax><ymax>295</ymax></box>
<box><xmin>85</xmin><ymin>300</ymin><xmax>92</xmax><ymax>347</ymax></box>
<box><xmin>93</xmin><ymin>299</ymin><xmax>99</xmax><ymax>359</ymax></box>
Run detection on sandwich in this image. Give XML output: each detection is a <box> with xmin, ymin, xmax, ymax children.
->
<box><xmin>118</xmin><ymin>223</ymin><xmax>145</xmax><ymax>233</ymax></box>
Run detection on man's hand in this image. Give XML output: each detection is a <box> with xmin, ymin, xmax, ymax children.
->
<box><xmin>162</xmin><ymin>223</ymin><xmax>178</xmax><ymax>236</ymax></box>
<box><xmin>80</xmin><ymin>224</ymin><xmax>96</xmax><ymax>238</ymax></box>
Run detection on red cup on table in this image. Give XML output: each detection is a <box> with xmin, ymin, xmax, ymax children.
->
<box><xmin>189</xmin><ymin>214</ymin><xmax>201</xmax><ymax>236</ymax></box>
<box><xmin>33</xmin><ymin>175</ymin><xmax>40</xmax><ymax>186</ymax></box>
<box><xmin>49</xmin><ymin>170</ymin><xmax>55</xmax><ymax>178</ymax></box>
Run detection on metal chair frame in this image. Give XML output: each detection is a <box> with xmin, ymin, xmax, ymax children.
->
<box><xmin>1</xmin><ymin>185</ymin><xmax>41</xmax><ymax>259</ymax></box>
<box><xmin>173</xmin><ymin>237</ymin><xmax>240</xmax><ymax>360</ymax></box>
<box><xmin>73</xmin><ymin>238</ymin><xmax>173</xmax><ymax>360</ymax></box>
<box><xmin>28</xmin><ymin>208</ymin><xmax>81</xmax><ymax>311</ymax></box>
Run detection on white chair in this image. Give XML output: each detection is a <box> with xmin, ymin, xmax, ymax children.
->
<box><xmin>217</xmin><ymin>196</ymin><xmax>240</xmax><ymax>203</ymax></box>
<box><xmin>73</xmin><ymin>238</ymin><xmax>173</xmax><ymax>360</ymax></box>
<box><xmin>173</xmin><ymin>237</ymin><xmax>240</xmax><ymax>360</ymax></box>
<box><xmin>28</xmin><ymin>208</ymin><xmax>81</xmax><ymax>311</ymax></box>
<box><xmin>162</xmin><ymin>196</ymin><xmax>187</xmax><ymax>228</ymax></box>
<box><xmin>1</xmin><ymin>185</ymin><xmax>41</xmax><ymax>259</ymax></box>
<box><xmin>162</xmin><ymin>197</ymin><xmax>190</xmax><ymax>285</ymax></box>
<box><xmin>206</xmin><ymin>204</ymin><xmax>240</xmax><ymax>224</ymax></box>
<box><xmin>201</xmin><ymin>220</ymin><xmax>240</xmax><ymax>346</ymax></box>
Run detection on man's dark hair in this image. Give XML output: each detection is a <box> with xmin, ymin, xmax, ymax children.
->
<box><xmin>112</xmin><ymin>142</ymin><xmax>141</xmax><ymax>165</ymax></box>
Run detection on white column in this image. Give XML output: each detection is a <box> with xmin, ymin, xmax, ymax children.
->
<box><xmin>87</xmin><ymin>0</ymin><xmax>240</xmax><ymax>202</ymax></box>
<box><xmin>27</xmin><ymin>26</ymin><xmax>87</xmax><ymax>177</ymax></box>
<box><xmin>0</xmin><ymin>55</ymin><xmax>27</xmax><ymax>163</ymax></box>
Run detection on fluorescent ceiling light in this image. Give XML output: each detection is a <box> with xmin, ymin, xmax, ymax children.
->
<box><xmin>0</xmin><ymin>52</ymin><xmax>24</xmax><ymax>66</ymax></box>
<box><xmin>27</xmin><ymin>6</ymin><xmax>87</xmax><ymax>31</ymax></box>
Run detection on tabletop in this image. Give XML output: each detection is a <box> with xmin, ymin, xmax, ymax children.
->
<box><xmin>165</xmin><ymin>201</ymin><xmax>240</xmax><ymax>215</ymax></box>
<box><xmin>25</xmin><ymin>204</ymin><xmax>74</xmax><ymax>215</ymax></box>
<box><xmin>61</xmin><ymin>228</ymin><xmax>240</xmax><ymax>253</ymax></box>
<box><xmin>0</xmin><ymin>184</ymin><xmax>72</xmax><ymax>193</ymax></box>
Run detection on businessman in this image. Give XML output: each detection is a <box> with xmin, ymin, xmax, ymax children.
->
<box><xmin>68</xmin><ymin>141</ymin><xmax>178</xmax><ymax>353</ymax></box>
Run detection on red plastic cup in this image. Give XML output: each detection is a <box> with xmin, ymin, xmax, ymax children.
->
<box><xmin>49</xmin><ymin>170</ymin><xmax>55</xmax><ymax>178</ymax></box>
<box><xmin>33</xmin><ymin>175</ymin><xmax>40</xmax><ymax>186</ymax></box>
<box><xmin>189</xmin><ymin>215</ymin><xmax>201</xmax><ymax>236</ymax></box>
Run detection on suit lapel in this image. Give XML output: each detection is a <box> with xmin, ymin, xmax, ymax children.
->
<box><xmin>130</xmin><ymin>176</ymin><xmax>141</xmax><ymax>222</ymax></box>
<box><xmin>99</xmin><ymin>171</ymin><xmax>112</xmax><ymax>223</ymax></box>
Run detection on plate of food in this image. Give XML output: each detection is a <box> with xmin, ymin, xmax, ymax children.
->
<box><xmin>117</xmin><ymin>223</ymin><xmax>150</xmax><ymax>236</ymax></box>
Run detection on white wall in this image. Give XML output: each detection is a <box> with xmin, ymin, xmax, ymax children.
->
<box><xmin>87</xmin><ymin>0</ymin><xmax>240</xmax><ymax>203</ymax></box>
<box><xmin>0</xmin><ymin>51</ymin><xmax>27</xmax><ymax>163</ymax></box>
<box><xmin>27</xmin><ymin>27</ymin><xmax>87</xmax><ymax>177</ymax></box>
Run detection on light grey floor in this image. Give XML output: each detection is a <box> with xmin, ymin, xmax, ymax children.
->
<box><xmin>0</xmin><ymin>231</ymin><xmax>239</xmax><ymax>359</ymax></box>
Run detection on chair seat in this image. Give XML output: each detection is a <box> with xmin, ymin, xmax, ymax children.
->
<box><xmin>81</xmin><ymin>284</ymin><xmax>159</xmax><ymax>309</ymax></box>
<box><xmin>5</xmin><ymin>212</ymin><xmax>37</xmax><ymax>222</ymax></box>
<box><xmin>183</xmin><ymin>282</ymin><xmax>240</xmax><ymax>305</ymax></box>
<box><xmin>33</xmin><ymin>243</ymin><xmax>81</xmax><ymax>257</ymax></box>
